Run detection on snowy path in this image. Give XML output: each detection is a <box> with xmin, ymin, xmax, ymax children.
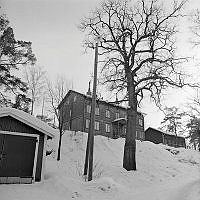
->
<box><xmin>123</xmin><ymin>177</ymin><xmax>200</xmax><ymax>200</ymax></box>
<box><xmin>171</xmin><ymin>179</ymin><xmax>200</xmax><ymax>200</ymax></box>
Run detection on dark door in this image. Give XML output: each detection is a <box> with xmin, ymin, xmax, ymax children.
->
<box><xmin>0</xmin><ymin>133</ymin><xmax>37</xmax><ymax>183</ymax></box>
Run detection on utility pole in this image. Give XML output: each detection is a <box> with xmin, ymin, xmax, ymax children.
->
<box><xmin>84</xmin><ymin>36</ymin><xmax>101</xmax><ymax>181</ymax></box>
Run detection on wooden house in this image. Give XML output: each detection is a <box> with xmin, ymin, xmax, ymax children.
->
<box><xmin>58</xmin><ymin>90</ymin><xmax>145</xmax><ymax>140</ymax></box>
<box><xmin>0</xmin><ymin>108</ymin><xmax>56</xmax><ymax>184</ymax></box>
<box><xmin>145</xmin><ymin>127</ymin><xmax>186</xmax><ymax>148</ymax></box>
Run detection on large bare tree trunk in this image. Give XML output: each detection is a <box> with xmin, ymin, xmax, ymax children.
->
<box><xmin>123</xmin><ymin>72</ymin><xmax>137</xmax><ymax>170</ymax></box>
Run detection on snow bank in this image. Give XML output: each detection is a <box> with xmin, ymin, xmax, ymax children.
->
<box><xmin>0</xmin><ymin>130</ymin><xmax>199</xmax><ymax>200</ymax></box>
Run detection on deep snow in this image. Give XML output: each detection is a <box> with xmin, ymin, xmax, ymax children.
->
<box><xmin>0</xmin><ymin>131</ymin><xmax>200</xmax><ymax>200</ymax></box>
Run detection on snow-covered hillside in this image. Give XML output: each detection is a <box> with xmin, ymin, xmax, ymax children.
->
<box><xmin>1</xmin><ymin>131</ymin><xmax>200</xmax><ymax>200</ymax></box>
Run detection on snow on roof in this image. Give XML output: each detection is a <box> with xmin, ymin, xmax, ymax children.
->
<box><xmin>146</xmin><ymin>127</ymin><xmax>180</xmax><ymax>137</ymax></box>
<box><xmin>113</xmin><ymin>117</ymin><xmax>127</xmax><ymax>122</ymax></box>
<box><xmin>0</xmin><ymin>107</ymin><xmax>56</xmax><ymax>138</ymax></box>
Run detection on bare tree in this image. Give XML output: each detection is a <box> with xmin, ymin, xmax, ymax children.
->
<box><xmin>24</xmin><ymin>65</ymin><xmax>46</xmax><ymax>115</ymax></box>
<box><xmin>46</xmin><ymin>75</ymin><xmax>72</xmax><ymax>161</ymax></box>
<box><xmin>190</xmin><ymin>9</ymin><xmax>200</xmax><ymax>46</ymax></box>
<box><xmin>80</xmin><ymin>0</ymin><xmax>189</xmax><ymax>170</ymax></box>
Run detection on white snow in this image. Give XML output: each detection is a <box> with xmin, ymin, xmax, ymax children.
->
<box><xmin>0</xmin><ymin>130</ymin><xmax>200</xmax><ymax>200</ymax></box>
<box><xmin>0</xmin><ymin>107</ymin><xmax>56</xmax><ymax>137</ymax></box>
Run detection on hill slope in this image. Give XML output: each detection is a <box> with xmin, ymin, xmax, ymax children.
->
<box><xmin>1</xmin><ymin>131</ymin><xmax>200</xmax><ymax>200</ymax></box>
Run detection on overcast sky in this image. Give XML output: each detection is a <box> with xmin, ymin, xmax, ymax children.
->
<box><xmin>1</xmin><ymin>0</ymin><xmax>200</xmax><ymax>129</ymax></box>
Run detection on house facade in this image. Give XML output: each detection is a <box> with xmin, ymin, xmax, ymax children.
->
<box><xmin>58</xmin><ymin>90</ymin><xmax>145</xmax><ymax>140</ymax></box>
<box><xmin>145</xmin><ymin>127</ymin><xmax>186</xmax><ymax>148</ymax></box>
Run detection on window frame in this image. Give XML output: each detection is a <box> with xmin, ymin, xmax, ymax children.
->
<box><xmin>115</xmin><ymin>112</ymin><xmax>120</xmax><ymax>119</ymax></box>
<box><xmin>106</xmin><ymin>109</ymin><xmax>110</xmax><ymax>118</ymax></box>
<box><xmin>95</xmin><ymin>121</ymin><xmax>100</xmax><ymax>131</ymax></box>
<box><xmin>106</xmin><ymin>123</ymin><xmax>111</xmax><ymax>133</ymax></box>
<box><xmin>138</xmin><ymin>118</ymin><xmax>143</xmax><ymax>126</ymax></box>
<box><xmin>95</xmin><ymin>107</ymin><xmax>100</xmax><ymax>115</ymax></box>
<box><xmin>86</xmin><ymin>104</ymin><xmax>91</xmax><ymax>113</ymax></box>
<box><xmin>85</xmin><ymin>119</ymin><xmax>90</xmax><ymax>129</ymax></box>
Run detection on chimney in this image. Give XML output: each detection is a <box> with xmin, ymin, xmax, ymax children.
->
<box><xmin>86</xmin><ymin>81</ymin><xmax>92</xmax><ymax>96</ymax></box>
<box><xmin>115</xmin><ymin>93</ymin><xmax>120</xmax><ymax>104</ymax></box>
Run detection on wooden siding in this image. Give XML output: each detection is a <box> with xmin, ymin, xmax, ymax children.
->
<box><xmin>59</xmin><ymin>90</ymin><xmax>145</xmax><ymax>139</ymax></box>
<box><xmin>145</xmin><ymin>128</ymin><xmax>186</xmax><ymax>148</ymax></box>
<box><xmin>0</xmin><ymin>116</ymin><xmax>44</xmax><ymax>182</ymax></box>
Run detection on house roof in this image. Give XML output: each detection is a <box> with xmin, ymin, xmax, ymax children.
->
<box><xmin>0</xmin><ymin>108</ymin><xmax>56</xmax><ymax>138</ymax></box>
<box><xmin>145</xmin><ymin>127</ymin><xmax>185</xmax><ymax>139</ymax></box>
<box><xmin>58</xmin><ymin>90</ymin><xmax>144</xmax><ymax>116</ymax></box>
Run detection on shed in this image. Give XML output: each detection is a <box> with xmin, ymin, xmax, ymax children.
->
<box><xmin>145</xmin><ymin>127</ymin><xmax>186</xmax><ymax>148</ymax></box>
<box><xmin>0</xmin><ymin>108</ymin><xmax>56</xmax><ymax>184</ymax></box>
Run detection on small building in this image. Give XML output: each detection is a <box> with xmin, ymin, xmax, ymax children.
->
<box><xmin>58</xmin><ymin>89</ymin><xmax>145</xmax><ymax>140</ymax></box>
<box><xmin>145</xmin><ymin>127</ymin><xmax>186</xmax><ymax>148</ymax></box>
<box><xmin>0</xmin><ymin>108</ymin><xmax>56</xmax><ymax>184</ymax></box>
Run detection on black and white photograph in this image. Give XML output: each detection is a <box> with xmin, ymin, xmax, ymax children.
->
<box><xmin>0</xmin><ymin>0</ymin><xmax>200</xmax><ymax>199</ymax></box>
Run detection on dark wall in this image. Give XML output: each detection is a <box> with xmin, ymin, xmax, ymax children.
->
<box><xmin>60</xmin><ymin>91</ymin><xmax>145</xmax><ymax>139</ymax></box>
<box><xmin>145</xmin><ymin>128</ymin><xmax>186</xmax><ymax>148</ymax></box>
<box><xmin>0</xmin><ymin>116</ymin><xmax>44</xmax><ymax>181</ymax></box>
<box><xmin>60</xmin><ymin>92</ymin><xmax>85</xmax><ymax>131</ymax></box>
<box><xmin>145</xmin><ymin>128</ymin><xmax>163</xmax><ymax>144</ymax></box>
<box><xmin>164</xmin><ymin>134</ymin><xmax>186</xmax><ymax>148</ymax></box>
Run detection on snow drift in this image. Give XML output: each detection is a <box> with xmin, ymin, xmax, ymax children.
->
<box><xmin>1</xmin><ymin>130</ymin><xmax>200</xmax><ymax>200</ymax></box>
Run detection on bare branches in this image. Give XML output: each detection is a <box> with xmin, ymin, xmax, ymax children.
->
<box><xmin>80</xmin><ymin>0</ymin><xmax>189</xmax><ymax>107</ymax></box>
<box><xmin>23</xmin><ymin>65</ymin><xmax>46</xmax><ymax>115</ymax></box>
<box><xmin>190</xmin><ymin>9</ymin><xmax>200</xmax><ymax>46</ymax></box>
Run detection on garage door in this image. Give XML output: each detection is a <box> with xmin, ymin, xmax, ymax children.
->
<box><xmin>0</xmin><ymin>133</ymin><xmax>37</xmax><ymax>184</ymax></box>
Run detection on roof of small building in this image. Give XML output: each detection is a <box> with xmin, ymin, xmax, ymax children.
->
<box><xmin>145</xmin><ymin>127</ymin><xmax>185</xmax><ymax>139</ymax></box>
<box><xmin>0</xmin><ymin>107</ymin><xmax>56</xmax><ymax>138</ymax></box>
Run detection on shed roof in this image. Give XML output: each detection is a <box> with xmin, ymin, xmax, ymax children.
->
<box><xmin>145</xmin><ymin>127</ymin><xmax>185</xmax><ymax>139</ymax></box>
<box><xmin>0</xmin><ymin>108</ymin><xmax>56</xmax><ymax>138</ymax></box>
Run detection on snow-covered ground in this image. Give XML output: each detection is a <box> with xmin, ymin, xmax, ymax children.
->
<box><xmin>1</xmin><ymin>131</ymin><xmax>200</xmax><ymax>200</ymax></box>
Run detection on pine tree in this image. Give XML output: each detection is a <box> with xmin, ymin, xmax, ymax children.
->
<box><xmin>0</xmin><ymin>13</ymin><xmax>36</xmax><ymax>105</ymax></box>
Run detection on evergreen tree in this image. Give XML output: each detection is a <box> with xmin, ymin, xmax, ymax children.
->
<box><xmin>12</xmin><ymin>94</ymin><xmax>31</xmax><ymax>113</ymax></box>
<box><xmin>0</xmin><ymin>13</ymin><xmax>36</xmax><ymax>105</ymax></box>
<box><xmin>186</xmin><ymin>116</ymin><xmax>200</xmax><ymax>151</ymax></box>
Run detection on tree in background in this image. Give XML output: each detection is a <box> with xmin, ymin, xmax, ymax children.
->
<box><xmin>184</xmin><ymin>89</ymin><xmax>200</xmax><ymax>150</ymax></box>
<box><xmin>186</xmin><ymin>116</ymin><xmax>200</xmax><ymax>151</ymax></box>
<box><xmin>80</xmin><ymin>0</ymin><xmax>188</xmax><ymax>170</ymax></box>
<box><xmin>24</xmin><ymin>65</ymin><xmax>46</xmax><ymax>115</ymax></box>
<box><xmin>46</xmin><ymin>75</ymin><xmax>72</xmax><ymax>161</ymax></box>
<box><xmin>190</xmin><ymin>9</ymin><xmax>200</xmax><ymax>46</ymax></box>
<box><xmin>12</xmin><ymin>94</ymin><xmax>31</xmax><ymax>113</ymax></box>
<box><xmin>160</xmin><ymin>106</ymin><xmax>186</xmax><ymax>136</ymax></box>
<box><xmin>0</xmin><ymin>13</ymin><xmax>36</xmax><ymax>106</ymax></box>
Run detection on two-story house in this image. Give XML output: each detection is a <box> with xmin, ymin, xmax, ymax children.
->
<box><xmin>58</xmin><ymin>89</ymin><xmax>145</xmax><ymax>140</ymax></box>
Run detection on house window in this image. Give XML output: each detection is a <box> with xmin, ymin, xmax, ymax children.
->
<box><xmin>116</xmin><ymin>112</ymin><xmax>120</xmax><ymax>119</ymax></box>
<box><xmin>95</xmin><ymin>121</ymin><xmax>100</xmax><ymax>130</ymax></box>
<box><xmin>124</xmin><ymin>113</ymin><xmax>127</xmax><ymax>119</ymax></box>
<box><xmin>74</xmin><ymin>95</ymin><xmax>77</xmax><ymax>102</ymax></box>
<box><xmin>95</xmin><ymin>107</ymin><xmax>100</xmax><ymax>115</ymax></box>
<box><xmin>106</xmin><ymin>110</ymin><xmax>110</xmax><ymax>118</ymax></box>
<box><xmin>136</xmin><ymin>131</ymin><xmax>139</xmax><ymax>139</ymax></box>
<box><xmin>138</xmin><ymin>118</ymin><xmax>143</xmax><ymax>126</ymax></box>
<box><xmin>85</xmin><ymin>119</ymin><xmax>90</xmax><ymax>129</ymax></box>
<box><xmin>140</xmin><ymin>132</ymin><xmax>144</xmax><ymax>139</ymax></box>
<box><xmin>106</xmin><ymin>124</ymin><xmax>111</xmax><ymax>133</ymax></box>
<box><xmin>87</xmin><ymin>105</ymin><xmax>91</xmax><ymax>113</ymax></box>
